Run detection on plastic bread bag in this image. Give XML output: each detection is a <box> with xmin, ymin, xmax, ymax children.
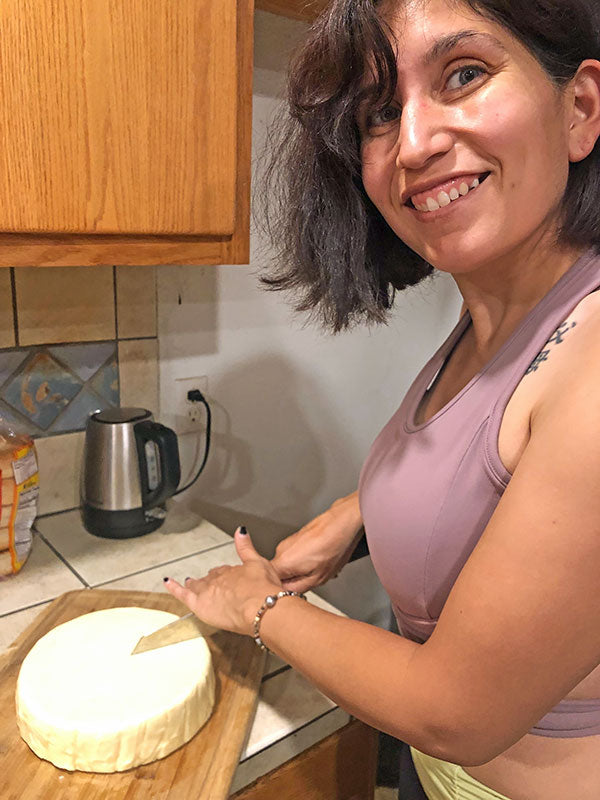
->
<box><xmin>0</xmin><ymin>418</ymin><xmax>39</xmax><ymax>578</ymax></box>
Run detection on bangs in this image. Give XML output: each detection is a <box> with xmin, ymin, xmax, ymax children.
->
<box><xmin>287</xmin><ymin>0</ymin><xmax>399</xmax><ymax>170</ymax></box>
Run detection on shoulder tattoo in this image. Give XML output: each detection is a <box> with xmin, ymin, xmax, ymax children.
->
<box><xmin>526</xmin><ymin>320</ymin><xmax>577</xmax><ymax>375</ymax></box>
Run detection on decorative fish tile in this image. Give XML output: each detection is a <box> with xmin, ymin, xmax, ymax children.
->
<box><xmin>0</xmin><ymin>351</ymin><xmax>28</xmax><ymax>389</ymax></box>
<box><xmin>49</xmin><ymin>387</ymin><xmax>108</xmax><ymax>434</ymax></box>
<box><xmin>0</xmin><ymin>342</ymin><xmax>121</xmax><ymax>436</ymax></box>
<box><xmin>48</xmin><ymin>343</ymin><xmax>116</xmax><ymax>382</ymax></box>
<box><xmin>2</xmin><ymin>351</ymin><xmax>82</xmax><ymax>430</ymax></box>
<box><xmin>89</xmin><ymin>355</ymin><xmax>119</xmax><ymax>406</ymax></box>
<box><xmin>0</xmin><ymin>399</ymin><xmax>41</xmax><ymax>437</ymax></box>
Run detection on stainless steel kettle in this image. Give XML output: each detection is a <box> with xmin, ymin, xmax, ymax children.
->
<box><xmin>81</xmin><ymin>407</ymin><xmax>181</xmax><ymax>539</ymax></box>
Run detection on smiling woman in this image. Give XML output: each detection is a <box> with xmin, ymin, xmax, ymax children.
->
<box><xmin>166</xmin><ymin>3</ymin><xmax>600</xmax><ymax>800</ymax></box>
<box><xmin>259</xmin><ymin>0</ymin><xmax>600</xmax><ymax>331</ymax></box>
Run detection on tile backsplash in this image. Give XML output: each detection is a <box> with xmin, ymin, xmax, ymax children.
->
<box><xmin>0</xmin><ymin>342</ymin><xmax>118</xmax><ymax>435</ymax></box>
<box><xmin>0</xmin><ymin>265</ymin><xmax>159</xmax><ymax>515</ymax></box>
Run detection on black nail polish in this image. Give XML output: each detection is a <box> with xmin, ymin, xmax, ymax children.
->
<box><xmin>239</xmin><ymin>525</ymin><xmax>248</xmax><ymax>535</ymax></box>
<box><xmin>185</xmin><ymin>576</ymin><xmax>191</xmax><ymax>582</ymax></box>
<box><xmin>163</xmin><ymin>577</ymin><xmax>169</xmax><ymax>582</ymax></box>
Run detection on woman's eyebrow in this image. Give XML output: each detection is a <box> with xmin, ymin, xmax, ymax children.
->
<box><xmin>424</xmin><ymin>30</ymin><xmax>508</xmax><ymax>65</ymax></box>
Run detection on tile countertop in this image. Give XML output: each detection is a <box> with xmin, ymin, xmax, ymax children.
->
<box><xmin>0</xmin><ymin>507</ymin><xmax>351</xmax><ymax>795</ymax></box>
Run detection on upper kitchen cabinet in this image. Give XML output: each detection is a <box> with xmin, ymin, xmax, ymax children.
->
<box><xmin>255</xmin><ymin>0</ymin><xmax>328</xmax><ymax>21</ymax></box>
<box><xmin>0</xmin><ymin>0</ymin><xmax>253</xmax><ymax>267</ymax></box>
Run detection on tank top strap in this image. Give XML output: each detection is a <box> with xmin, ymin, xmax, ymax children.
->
<box><xmin>485</xmin><ymin>247</ymin><xmax>600</xmax><ymax>486</ymax></box>
<box><xmin>400</xmin><ymin>310</ymin><xmax>472</xmax><ymax>421</ymax></box>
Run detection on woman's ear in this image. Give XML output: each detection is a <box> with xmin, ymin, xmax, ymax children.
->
<box><xmin>568</xmin><ymin>59</ymin><xmax>600</xmax><ymax>163</ymax></box>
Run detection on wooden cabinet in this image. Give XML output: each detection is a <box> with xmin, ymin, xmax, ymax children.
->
<box><xmin>0</xmin><ymin>1</ymin><xmax>253</xmax><ymax>266</ymax></box>
<box><xmin>255</xmin><ymin>0</ymin><xmax>328</xmax><ymax>22</ymax></box>
<box><xmin>230</xmin><ymin>720</ymin><xmax>378</xmax><ymax>800</ymax></box>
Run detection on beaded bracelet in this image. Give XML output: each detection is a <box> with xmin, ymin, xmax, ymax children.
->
<box><xmin>253</xmin><ymin>590</ymin><xmax>307</xmax><ymax>652</ymax></box>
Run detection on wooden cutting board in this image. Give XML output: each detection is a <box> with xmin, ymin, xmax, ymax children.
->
<box><xmin>0</xmin><ymin>588</ymin><xmax>266</xmax><ymax>800</ymax></box>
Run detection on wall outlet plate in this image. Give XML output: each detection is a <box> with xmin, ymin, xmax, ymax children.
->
<box><xmin>173</xmin><ymin>376</ymin><xmax>208</xmax><ymax>434</ymax></box>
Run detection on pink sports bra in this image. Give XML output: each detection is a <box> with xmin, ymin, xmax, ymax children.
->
<box><xmin>358</xmin><ymin>247</ymin><xmax>600</xmax><ymax>738</ymax></box>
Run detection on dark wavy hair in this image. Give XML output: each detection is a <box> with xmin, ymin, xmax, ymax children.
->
<box><xmin>257</xmin><ymin>0</ymin><xmax>600</xmax><ymax>331</ymax></box>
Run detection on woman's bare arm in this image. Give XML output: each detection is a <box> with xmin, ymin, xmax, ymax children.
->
<box><xmin>166</xmin><ymin>318</ymin><xmax>600</xmax><ymax>767</ymax></box>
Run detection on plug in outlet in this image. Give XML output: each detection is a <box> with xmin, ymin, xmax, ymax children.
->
<box><xmin>174</xmin><ymin>376</ymin><xmax>208</xmax><ymax>434</ymax></box>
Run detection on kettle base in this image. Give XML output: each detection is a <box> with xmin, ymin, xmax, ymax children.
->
<box><xmin>81</xmin><ymin>504</ymin><xmax>165</xmax><ymax>539</ymax></box>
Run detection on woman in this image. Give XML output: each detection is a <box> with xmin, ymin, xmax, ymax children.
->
<box><xmin>165</xmin><ymin>0</ymin><xmax>600</xmax><ymax>797</ymax></box>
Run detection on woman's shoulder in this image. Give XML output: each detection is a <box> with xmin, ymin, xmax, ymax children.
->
<box><xmin>499</xmin><ymin>288</ymin><xmax>600</xmax><ymax>472</ymax></box>
<box><xmin>528</xmin><ymin>288</ymin><xmax>600</xmax><ymax>413</ymax></box>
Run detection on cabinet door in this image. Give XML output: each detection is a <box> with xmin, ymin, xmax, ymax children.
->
<box><xmin>0</xmin><ymin>1</ymin><xmax>237</xmax><ymax>236</ymax></box>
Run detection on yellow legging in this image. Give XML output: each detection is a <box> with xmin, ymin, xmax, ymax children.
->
<box><xmin>410</xmin><ymin>747</ymin><xmax>512</xmax><ymax>800</ymax></box>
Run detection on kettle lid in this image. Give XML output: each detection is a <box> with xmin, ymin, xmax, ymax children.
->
<box><xmin>92</xmin><ymin>407</ymin><xmax>151</xmax><ymax>424</ymax></box>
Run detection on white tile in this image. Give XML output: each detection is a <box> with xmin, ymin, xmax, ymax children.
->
<box><xmin>35</xmin><ymin>509</ymin><xmax>231</xmax><ymax>587</ymax></box>
<box><xmin>0</xmin><ymin>601</ymin><xmax>51</xmax><ymax>651</ymax></box>
<box><xmin>15</xmin><ymin>266</ymin><xmax>115</xmax><ymax>346</ymax></box>
<box><xmin>0</xmin><ymin>535</ymin><xmax>84</xmax><ymax>616</ymax></box>
<box><xmin>0</xmin><ymin>269</ymin><xmax>15</xmax><ymax>348</ymax></box>
<box><xmin>230</xmin><ymin>707</ymin><xmax>350</xmax><ymax>794</ymax></box>
<box><xmin>34</xmin><ymin>432</ymin><xmax>84</xmax><ymax>515</ymax></box>
<box><xmin>116</xmin><ymin>266</ymin><xmax>157</xmax><ymax>339</ymax></box>
<box><xmin>242</xmin><ymin>667</ymin><xmax>337</xmax><ymax>759</ymax></box>
<box><xmin>118</xmin><ymin>338</ymin><xmax>159</xmax><ymax>412</ymax></box>
<box><xmin>96</xmin><ymin>541</ymin><xmax>242</xmax><ymax>592</ymax></box>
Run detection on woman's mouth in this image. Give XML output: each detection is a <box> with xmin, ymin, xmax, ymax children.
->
<box><xmin>407</xmin><ymin>172</ymin><xmax>491</xmax><ymax>213</ymax></box>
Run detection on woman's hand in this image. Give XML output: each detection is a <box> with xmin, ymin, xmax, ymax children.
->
<box><xmin>163</xmin><ymin>527</ymin><xmax>283</xmax><ymax>636</ymax></box>
<box><xmin>270</xmin><ymin>491</ymin><xmax>364</xmax><ymax>593</ymax></box>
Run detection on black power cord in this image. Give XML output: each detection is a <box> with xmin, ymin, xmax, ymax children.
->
<box><xmin>173</xmin><ymin>389</ymin><xmax>211</xmax><ymax>496</ymax></box>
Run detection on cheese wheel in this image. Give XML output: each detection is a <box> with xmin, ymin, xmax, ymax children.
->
<box><xmin>16</xmin><ymin>607</ymin><xmax>215</xmax><ymax>772</ymax></box>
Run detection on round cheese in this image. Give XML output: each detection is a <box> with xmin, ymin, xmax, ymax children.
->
<box><xmin>16</xmin><ymin>607</ymin><xmax>215</xmax><ymax>772</ymax></box>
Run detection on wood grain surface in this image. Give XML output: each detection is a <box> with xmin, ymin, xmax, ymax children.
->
<box><xmin>0</xmin><ymin>0</ymin><xmax>254</xmax><ymax>267</ymax></box>
<box><xmin>0</xmin><ymin>0</ymin><xmax>237</xmax><ymax>236</ymax></box>
<box><xmin>0</xmin><ymin>589</ymin><xmax>266</xmax><ymax>800</ymax></box>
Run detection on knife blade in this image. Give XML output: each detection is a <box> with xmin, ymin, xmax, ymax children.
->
<box><xmin>131</xmin><ymin>612</ymin><xmax>218</xmax><ymax>655</ymax></box>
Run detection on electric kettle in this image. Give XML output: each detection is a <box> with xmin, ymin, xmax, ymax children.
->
<box><xmin>81</xmin><ymin>407</ymin><xmax>181</xmax><ymax>539</ymax></box>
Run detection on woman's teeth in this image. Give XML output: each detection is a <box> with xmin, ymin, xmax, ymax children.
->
<box><xmin>414</xmin><ymin>177</ymin><xmax>481</xmax><ymax>213</ymax></box>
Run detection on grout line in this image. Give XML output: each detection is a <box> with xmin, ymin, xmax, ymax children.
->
<box><xmin>0</xmin><ymin>597</ymin><xmax>57</xmax><ymax>619</ymax></box>
<box><xmin>261</xmin><ymin>664</ymin><xmax>291</xmax><ymax>683</ymax></box>
<box><xmin>35</xmin><ymin>507</ymin><xmax>81</xmax><ymax>521</ymax></box>
<box><xmin>113</xmin><ymin>265</ymin><xmax>119</xmax><ymax>340</ymax></box>
<box><xmin>116</xmin><ymin>335</ymin><xmax>157</xmax><ymax>342</ymax></box>
<box><xmin>34</xmin><ymin>531</ymin><xmax>90</xmax><ymax>588</ymax></box>
<box><xmin>86</xmin><ymin>540</ymin><xmax>238</xmax><ymax>589</ymax></box>
<box><xmin>0</xmin><ymin>337</ymin><xmax>117</xmax><ymax>350</ymax></box>
<box><xmin>0</xmin><ymin>537</ymin><xmax>235</xmax><ymax>619</ymax></box>
<box><xmin>9</xmin><ymin>268</ymin><xmax>19</xmax><ymax>347</ymax></box>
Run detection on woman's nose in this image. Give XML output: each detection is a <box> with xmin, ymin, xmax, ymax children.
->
<box><xmin>395</xmin><ymin>100</ymin><xmax>454</xmax><ymax>170</ymax></box>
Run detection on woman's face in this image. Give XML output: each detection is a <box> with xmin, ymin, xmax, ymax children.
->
<box><xmin>358</xmin><ymin>0</ymin><xmax>575</xmax><ymax>275</ymax></box>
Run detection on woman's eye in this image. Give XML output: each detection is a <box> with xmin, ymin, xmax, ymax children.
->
<box><xmin>365</xmin><ymin>105</ymin><xmax>401</xmax><ymax>129</ymax></box>
<box><xmin>446</xmin><ymin>65</ymin><xmax>486</xmax><ymax>91</ymax></box>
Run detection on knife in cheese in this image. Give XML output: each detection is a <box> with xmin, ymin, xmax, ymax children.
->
<box><xmin>131</xmin><ymin>612</ymin><xmax>218</xmax><ymax>655</ymax></box>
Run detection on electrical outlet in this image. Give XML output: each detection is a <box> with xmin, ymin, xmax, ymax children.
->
<box><xmin>174</xmin><ymin>376</ymin><xmax>208</xmax><ymax>434</ymax></box>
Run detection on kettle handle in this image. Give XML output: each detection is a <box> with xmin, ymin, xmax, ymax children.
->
<box><xmin>134</xmin><ymin>420</ymin><xmax>181</xmax><ymax>507</ymax></box>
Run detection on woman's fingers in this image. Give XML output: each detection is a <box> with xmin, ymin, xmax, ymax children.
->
<box><xmin>163</xmin><ymin>577</ymin><xmax>201</xmax><ymax>613</ymax></box>
<box><xmin>234</xmin><ymin>526</ymin><xmax>263</xmax><ymax>563</ymax></box>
